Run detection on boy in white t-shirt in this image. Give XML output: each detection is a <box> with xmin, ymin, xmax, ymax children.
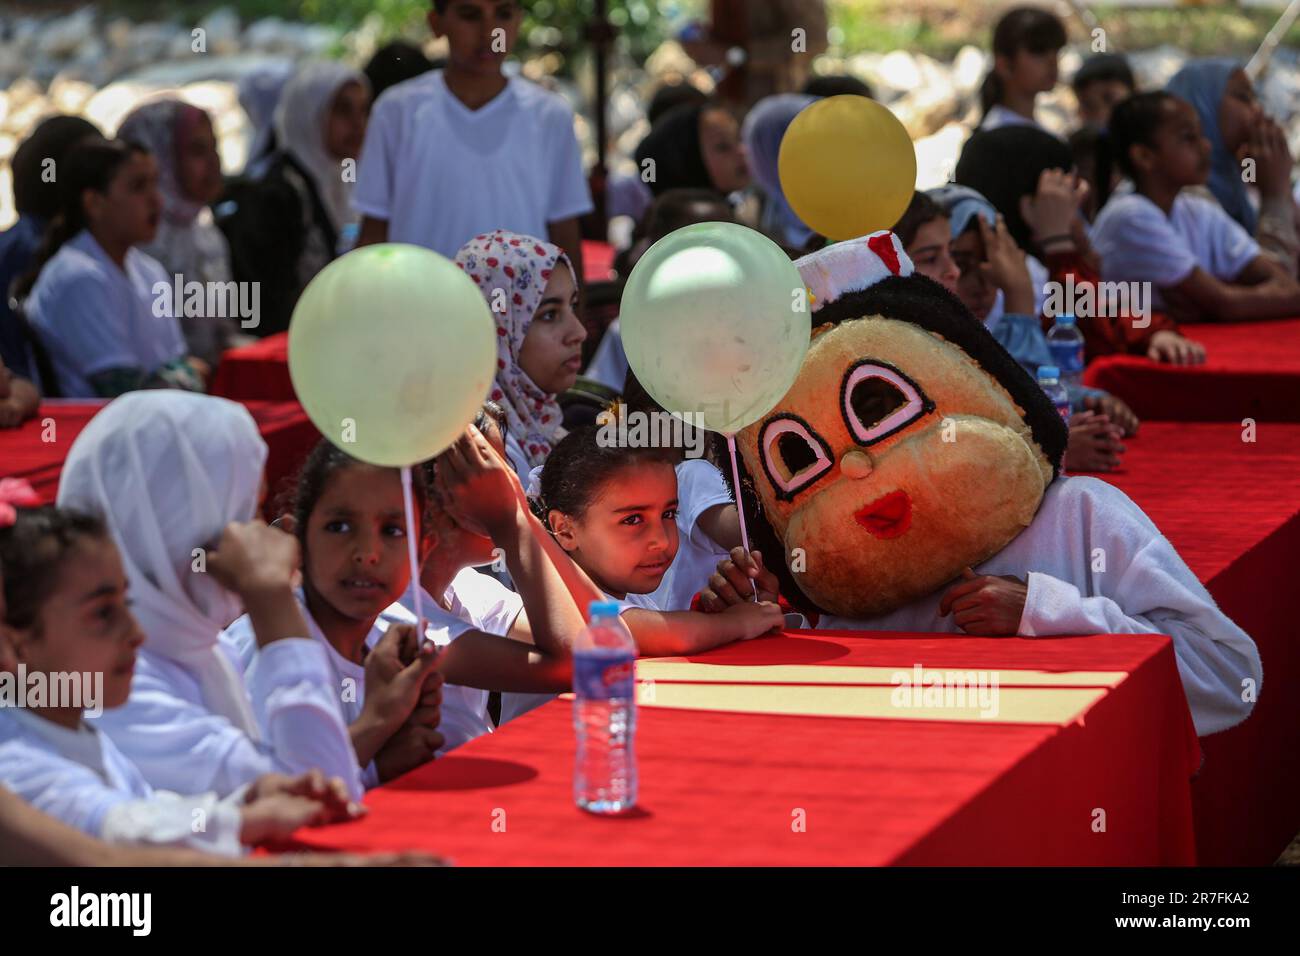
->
<box><xmin>353</xmin><ymin>0</ymin><xmax>592</xmax><ymax>276</ymax></box>
<box><xmin>1092</xmin><ymin>91</ymin><xmax>1300</xmax><ymax>321</ymax></box>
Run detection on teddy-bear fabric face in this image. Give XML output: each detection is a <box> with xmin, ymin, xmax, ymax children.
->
<box><xmin>739</xmin><ymin>316</ymin><xmax>1053</xmax><ymax>617</ymax></box>
<box><xmin>734</xmin><ymin>231</ymin><xmax>1067</xmax><ymax>620</ymax></box>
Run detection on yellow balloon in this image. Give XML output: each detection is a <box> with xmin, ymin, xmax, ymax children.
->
<box><xmin>778</xmin><ymin>95</ymin><xmax>917</xmax><ymax>241</ymax></box>
<box><xmin>288</xmin><ymin>243</ymin><xmax>497</xmax><ymax>467</ymax></box>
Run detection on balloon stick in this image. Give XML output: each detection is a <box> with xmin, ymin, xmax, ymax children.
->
<box><xmin>725</xmin><ymin>432</ymin><xmax>758</xmax><ymax>600</ymax></box>
<box><xmin>400</xmin><ymin>465</ymin><xmax>425</xmax><ymax>635</ymax></box>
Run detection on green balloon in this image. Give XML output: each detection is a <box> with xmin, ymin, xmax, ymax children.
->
<box><xmin>288</xmin><ymin>243</ymin><xmax>496</xmax><ymax>467</ymax></box>
<box><xmin>621</xmin><ymin>222</ymin><xmax>810</xmax><ymax>434</ymax></box>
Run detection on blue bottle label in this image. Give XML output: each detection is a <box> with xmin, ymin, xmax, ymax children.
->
<box><xmin>1048</xmin><ymin>341</ymin><xmax>1084</xmax><ymax>374</ymax></box>
<box><xmin>574</xmin><ymin>652</ymin><xmax>636</xmax><ymax>700</ymax></box>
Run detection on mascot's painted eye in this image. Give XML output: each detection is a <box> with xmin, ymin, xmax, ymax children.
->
<box><xmin>758</xmin><ymin>415</ymin><xmax>834</xmax><ymax>500</ymax></box>
<box><xmin>841</xmin><ymin>360</ymin><xmax>935</xmax><ymax>446</ymax></box>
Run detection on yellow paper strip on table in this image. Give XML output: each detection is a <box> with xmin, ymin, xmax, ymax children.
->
<box><xmin>634</xmin><ymin>660</ymin><xmax>1127</xmax><ymax>689</ymax></box>
<box><xmin>633</xmin><ymin>681</ymin><xmax>1106</xmax><ymax>726</ymax></box>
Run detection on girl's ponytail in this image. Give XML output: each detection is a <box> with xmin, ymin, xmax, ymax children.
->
<box><xmin>978</xmin><ymin>71</ymin><xmax>1004</xmax><ymax>120</ymax></box>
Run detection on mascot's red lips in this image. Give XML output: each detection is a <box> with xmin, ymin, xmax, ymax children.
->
<box><xmin>854</xmin><ymin>490</ymin><xmax>912</xmax><ymax>539</ymax></box>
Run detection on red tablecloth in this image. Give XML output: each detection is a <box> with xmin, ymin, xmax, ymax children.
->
<box><xmin>1090</xmin><ymin>421</ymin><xmax>1300</xmax><ymax>865</ymax></box>
<box><xmin>1083</xmin><ymin>318</ymin><xmax>1300</xmax><ymax>421</ymax></box>
<box><xmin>0</xmin><ymin>400</ymin><xmax>321</xmax><ymax>513</ymax></box>
<box><xmin>211</xmin><ymin>241</ymin><xmax>620</xmax><ymax>403</ymax></box>
<box><xmin>290</xmin><ymin>630</ymin><xmax>1199</xmax><ymax>866</ymax></box>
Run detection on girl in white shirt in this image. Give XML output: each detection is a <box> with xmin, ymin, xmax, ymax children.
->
<box><xmin>18</xmin><ymin>137</ymin><xmax>202</xmax><ymax>398</ymax></box>
<box><xmin>977</xmin><ymin>7</ymin><xmax>1065</xmax><ymax>134</ymax></box>
<box><xmin>1093</xmin><ymin>91</ymin><xmax>1300</xmax><ymax>322</ymax></box>
<box><xmin>57</xmin><ymin>391</ymin><xmax>365</xmax><ymax>800</ymax></box>
<box><xmin>531</xmin><ymin>424</ymin><xmax>783</xmax><ymax>656</ymax></box>
<box><xmin>223</xmin><ymin>438</ymin><xmax>446</xmax><ymax>787</ymax></box>
<box><xmin>0</xmin><ymin>504</ymin><xmax>363</xmax><ymax>855</ymax></box>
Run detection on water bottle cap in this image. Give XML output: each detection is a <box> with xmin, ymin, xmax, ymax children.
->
<box><xmin>1037</xmin><ymin>365</ymin><xmax>1060</xmax><ymax>379</ymax></box>
<box><xmin>1056</xmin><ymin>314</ymin><xmax>1077</xmax><ymax>325</ymax></box>
<box><xmin>588</xmin><ymin>600</ymin><xmax>622</xmax><ymax>618</ymax></box>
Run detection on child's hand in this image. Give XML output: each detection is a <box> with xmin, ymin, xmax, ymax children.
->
<box><xmin>434</xmin><ymin>424</ymin><xmax>524</xmax><ymax>539</ymax></box>
<box><xmin>206</xmin><ymin>520</ymin><xmax>300</xmax><ymax>599</ymax></box>
<box><xmin>976</xmin><ymin>215</ymin><xmax>1036</xmax><ymax>314</ymax></box>
<box><xmin>361</xmin><ymin>623</ymin><xmax>444</xmax><ymax>738</ymax></box>
<box><xmin>239</xmin><ymin>789</ymin><xmax>365</xmax><ymax>846</ymax></box>
<box><xmin>1020</xmin><ymin>167</ymin><xmax>1088</xmax><ymax>246</ymax></box>
<box><xmin>698</xmin><ymin>547</ymin><xmax>781</xmax><ymax>611</ymax></box>
<box><xmin>1080</xmin><ymin>393</ymin><xmax>1139</xmax><ymax>437</ymax></box>
<box><xmin>1146</xmin><ymin>329</ymin><xmax>1206</xmax><ymax>367</ymax></box>
<box><xmin>1065</xmin><ymin>411</ymin><xmax>1125</xmax><ymax>472</ymax></box>
<box><xmin>938</xmin><ymin>568</ymin><xmax>1028</xmax><ymax>636</ymax></box>
<box><xmin>374</xmin><ymin>719</ymin><xmax>445</xmax><ymax>784</ymax></box>
<box><xmin>1241</xmin><ymin>116</ymin><xmax>1293</xmax><ymax>200</ymax></box>
<box><xmin>245</xmin><ymin>770</ymin><xmax>360</xmax><ymax>821</ymax></box>
<box><xmin>719</xmin><ymin>599</ymin><xmax>785</xmax><ymax>640</ymax></box>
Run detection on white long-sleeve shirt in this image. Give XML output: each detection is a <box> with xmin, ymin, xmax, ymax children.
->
<box><xmin>96</xmin><ymin>636</ymin><xmax>364</xmax><ymax>800</ymax></box>
<box><xmin>819</xmin><ymin>476</ymin><xmax>1261</xmax><ymax>736</ymax></box>
<box><xmin>0</xmin><ymin>707</ymin><xmax>245</xmax><ymax>855</ymax></box>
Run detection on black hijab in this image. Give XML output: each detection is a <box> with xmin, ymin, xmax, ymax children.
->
<box><xmin>634</xmin><ymin>103</ymin><xmax>716</xmax><ymax>198</ymax></box>
<box><xmin>954</xmin><ymin>125</ymin><xmax>1074</xmax><ymax>253</ymax></box>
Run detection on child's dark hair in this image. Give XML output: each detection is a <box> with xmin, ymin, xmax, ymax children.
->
<box><xmin>287</xmin><ymin>439</ymin><xmax>431</xmax><ymax>547</ymax></box>
<box><xmin>1106</xmin><ymin>91</ymin><xmax>1177</xmax><ymax>183</ymax></box>
<box><xmin>13</xmin><ymin>137</ymin><xmax>149</xmax><ymax>302</ymax></box>
<box><xmin>1071</xmin><ymin>52</ymin><xmax>1135</xmax><ymax>97</ymax></box>
<box><xmin>0</xmin><ymin>506</ymin><xmax>107</xmax><ymax>632</ymax></box>
<box><xmin>979</xmin><ymin>6</ymin><xmax>1067</xmax><ymax>118</ymax></box>
<box><xmin>620</xmin><ymin>368</ymin><xmax>728</xmax><ymax>471</ymax></box>
<box><xmin>802</xmin><ymin>74</ymin><xmax>874</xmax><ymax>100</ymax></box>
<box><xmin>419</xmin><ymin>400</ymin><xmax>508</xmax><ymax>494</ymax></box>
<box><xmin>891</xmin><ymin>191</ymin><xmax>946</xmax><ymax>248</ymax></box>
<box><xmin>647</xmin><ymin>82</ymin><xmax>709</xmax><ymax>127</ymax></box>
<box><xmin>532</xmin><ymin>425</ymin><xmax>675</xmax><ymax>527</ymax></box>
<box><xmin>1068</xmin><ymin>125</ymin><xmax>1110</xmax><ymax>215</ymax></box>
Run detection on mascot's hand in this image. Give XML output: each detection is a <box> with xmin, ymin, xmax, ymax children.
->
<box><xmin>698</xmin><ymin>547</ymin><xmax>782</xmax><ymax>611</ymax></box>
<box><xmin>938</xmin><ymin>567</ymin><xmax>1028</xmax><ymax>636</ymax></box>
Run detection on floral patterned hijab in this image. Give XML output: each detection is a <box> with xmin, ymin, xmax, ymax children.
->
<box><xmin>454</xmin><ymin>229</ymin><xmax>577</xmax><ymax>470</ymax></box>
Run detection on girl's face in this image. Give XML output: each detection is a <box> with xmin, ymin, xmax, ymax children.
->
<box><xmin>1077</xmin><ymin>79</ymin><xmax>1132</xmax><ymax>130</ymax></box>
<box><xmin>1218</xmin><ymin>68</ymin><xmax>1263</xmax><ymax>155</ymax></box>
<box><xmin>176</xmin><ymin>109</ymin><xmax>223</xmax><ymax>205</ymax></box>
<box><xmin>949</xmin><ymin>225</ymin><xmax>998</xmax><ymax>321</ymax></box>
<box><xmin>1143</xmin><ymin>99</ymin><xmax>1212</xmax><ymax>188</ymax></box>
<box><xmin>12</xmin><ymin>535</ymin><xmax>145</xmax><ymax>712</ymax></box>
<box><xmin>429</xmin><ymin>417</ymin><xmax>508</xmax><ymax>568</ymax></box>
<box><xmin>431</xmin><ymin>0</ymin><xmax>522</xmax><ymax>77</ymax></box>
<box><xmin>324</xmin><ymin>81</ymin><xmax>371</xmax><ymax>161</ymax></box>
<box><xmin>1001</xmin><ymin>48</ymin><xmax>1060</xmax><ymax>95</ymax></box>
<box><xmin>518</xmin><ymin>264</ymin><xmax>586</xmax><ymax>395</ymax></box>
<box><xmin>700</xmin><ymin>108</ymin><xmax>749</xmax><ymax>195</ymax></box>
<box><xmin>86</xmin><ymin>152</ymin><xmax>162</xmax><ymax>247</ymax></box>
<box><xmin>549</xmin><ymin>461</ymin><xmax>679</xmax><ymax>598</ymax></box>
<box><xmin>906</xmin><ymin>216</ymin><xmax>959</xmax><ymax>293</ymax></box>
<box><xmin>303</xmin><ymin>463</ymin><xmax>416</xmax><ymax>624</ymax></box>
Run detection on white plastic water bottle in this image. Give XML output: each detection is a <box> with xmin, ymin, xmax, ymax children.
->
<box><xmin>1046</xmin><ymin>313</ymin><xmax>1085</xmax><ymax>390</ymax></box>
<box><xmin>1037</xmin><ymin>365</ymin><xmax>1071</xmax><ymax>424</ymax></box>
<box><xmin>573</xmin><ymin>600</ymin><xmax>637</xmax><ymax>814</ymax></box>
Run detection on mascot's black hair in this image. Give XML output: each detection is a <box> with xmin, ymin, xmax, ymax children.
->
<box><xmin>735</xmin><ymin>271</ymin><xmax>1069</xmax><ymax>617</ymax></box>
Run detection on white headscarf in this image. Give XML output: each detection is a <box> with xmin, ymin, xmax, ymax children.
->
<box><xmin>57</xmin><ymin>392</ymin><xmax>269</xmax><ymax>737</ymax></box>
<box><xmin>274</xmin><ymin>61</ymin><xmax>369</xmax><ymax>234</ymax></box>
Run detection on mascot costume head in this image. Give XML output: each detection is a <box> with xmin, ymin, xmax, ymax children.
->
<box><xmin>735</xmin><ymin>232</ymin><xmax>1069</xmax><ymax>618</ymax></box>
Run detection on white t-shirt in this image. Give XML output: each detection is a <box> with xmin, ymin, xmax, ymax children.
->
<box><xmin>0</xmin><ymin>707</ymin><xmax>245</xmax><ymax>855</ymax></box>
<box><xmin>817</xmin><ymin>476</ymin><xmax>1261</xmax><ymax>737</ymax></box>
<box><xmin>1091</xmin><ymin>191</ymin><xmax>1260</xmax><ymax>310</ymax></box>
<box><xmin>26</xmin><ymin>230</ymin><xmax>187</xmax><ymax>397</ymax></box>
<box><xmin>380</xmin><ymin>570</ymin><xmax>522</xmax><ymax>754</ymax></box>
<box><xmin>353</xmin><ymin>71</ymin><xmax>593</xmax><ymax>257</ymax></box>
<box><xmin>649</xmin><ymin>459</ymin><xmax>734</xmax><ymax>611</ymax></box>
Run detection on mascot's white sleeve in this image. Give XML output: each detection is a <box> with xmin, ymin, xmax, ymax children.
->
<box><xmin>1014</xmin><ymin>477</ymin><xmax>1261</xmax><ymax>736</ymax></box>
